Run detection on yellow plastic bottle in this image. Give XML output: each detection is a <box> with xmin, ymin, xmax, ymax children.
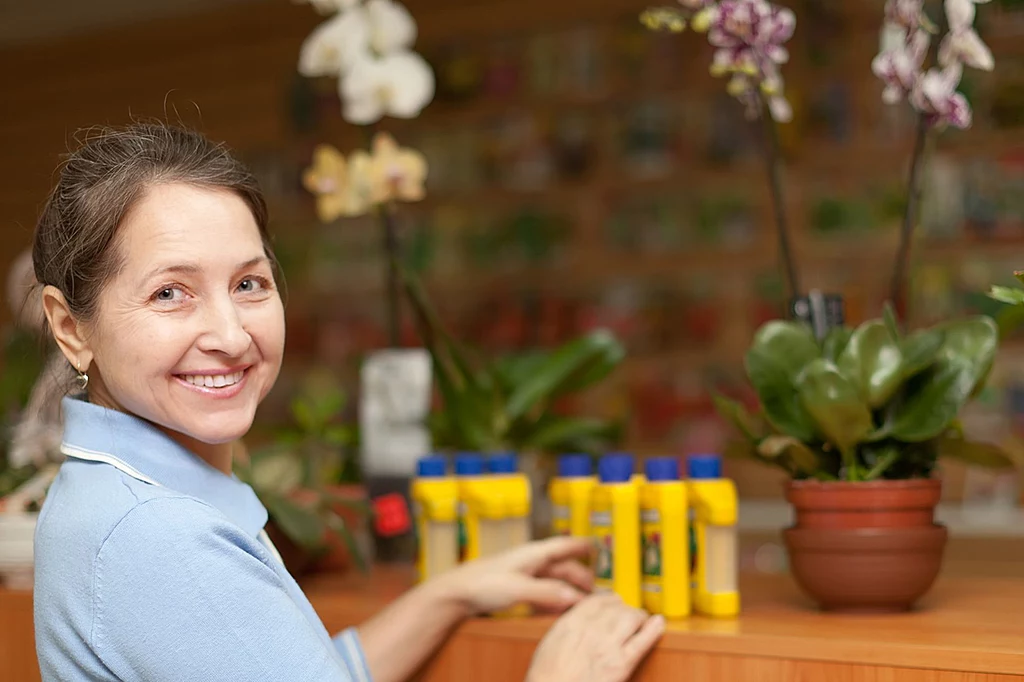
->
<box><xmin>549</xmin><ymin>454</ymin><xmax>596</xmax><ymax>538</ymax></box>
<box><xmin>591</xmin><ymin>454</ymin><xmax>641</xmax><ymax>608</ymax></box>
<box><xmin>687</xmin><ymin>453</ymin><xmax>740</xmax><ymax>618</ymax></box>
<box><xmin>640</xmin><ymin>457</ymin><xmax>690</xmax><ymax>618</ymax></box>
<box><xmin>487</xmin><ymin>453</ymin><xmax>532</xmax><ymax>551</ymax></box>
<box><xmin>411</xmin><ymin>455</ymin><xmax>459</xmax><ymax>582</ymax></box>
<box><xmin>454</xmin><ymin>453</ymin><xmax>485</xmax><ymax>563</ymax></box>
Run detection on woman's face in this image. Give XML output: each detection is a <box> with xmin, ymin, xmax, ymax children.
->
<box><xmin>84</xmin><ymin>182</ymin><xmax>285</xmax><ymax>451</ymax></box>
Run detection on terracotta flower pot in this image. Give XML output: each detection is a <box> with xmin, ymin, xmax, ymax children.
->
<box><xmin>782</xmin><ymin>478</ymin><xmax>948</xmax><ymax>613</ymax></box>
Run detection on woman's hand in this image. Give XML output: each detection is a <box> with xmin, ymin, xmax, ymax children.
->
<box><xmin>429</xmin><ymin>536</ymin><xmax>595</xmax><ymax>616</ymax></box>
<box><xmin>526</xmin><ymin>592</ymin><xmax>665</xmax><ymax>682</ymax></box>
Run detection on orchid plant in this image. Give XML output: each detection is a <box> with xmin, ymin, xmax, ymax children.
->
<box><xmin>872</xmin><ymin>0</ymin><xmax>994</xmax><ymax>310</ymax></box>
<box><xmin>643</xmin><ymin>0</ymin><xmax>994</xmax><ymax>319</ymax></box>
<box><xmin>642</xmin><ymin>0</ymin><xmax>801</xmax><ymax>300</ymax></box>
<box><xmin>296</xmin><ymin>0</ymin><xmax>435</xmax><ymax>345</ymax></box>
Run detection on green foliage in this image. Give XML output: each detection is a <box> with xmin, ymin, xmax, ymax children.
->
<box><xmin>400</xmin><ymin>265</ymin><xmax>626</xmax><ymax>454</ymax></box>
<box><xmin>235</xmin><ymin>383</ymin><xmax>368</xmax><ymax>571</ymax></box>
<box><xmin>714</xmin><ymin>304</ymin><xmax>1015</xmax><ymax>481</ymax></box>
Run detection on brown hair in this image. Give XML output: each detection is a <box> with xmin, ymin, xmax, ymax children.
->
<box><xmin>32</xmin><ymin>121</ymin><xmax>277</xmax><ymax>324</ymax></box>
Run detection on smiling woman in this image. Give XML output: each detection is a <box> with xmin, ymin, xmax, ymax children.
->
<box><xmin>26</xmin><ymin>121</ymin><xmax>664</xmax><ymax>682</ymax></box>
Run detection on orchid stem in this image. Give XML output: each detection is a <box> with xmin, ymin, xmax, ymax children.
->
<box><xmin>381</xmin><ymin>206</ymin><xmax>401</xmax><ymax>348</ymax></box>
<box><xmin>757</xmin><ymin>94</ymin><xmax>800</xmax><ymax>302</ymax></box>
<box><xmin>888</xmin><ymin>114</ymin><xmax>929</xmax><ymax>324</ymax></box>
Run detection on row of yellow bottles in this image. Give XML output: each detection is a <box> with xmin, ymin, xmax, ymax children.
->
<box><xmin>549</xmin><ymin>452</ymin><xmax>739</xmax><ymax>619</ymax></box>
<box><xmin>410</xmin><ymin>453</ymin><xmax>531</xmax><ymax>582</ymax></box>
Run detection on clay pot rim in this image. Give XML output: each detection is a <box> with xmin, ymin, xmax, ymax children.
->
<box><xmin>785</xmin><ymin>478</ymin><xmax>941</xmax><ymax>492</ymax></box>
<box><xmin>784</xmin><ymin>524</ymin><xmax>948</xmax><ymax>552</ymax></box>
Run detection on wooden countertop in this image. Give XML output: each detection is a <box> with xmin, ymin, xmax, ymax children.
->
<box><xmin>5</xmin><ymin>566</ymin><xmax>1024</xmax><ymax>681</ymax></box>
<box><xmin>304</xmin><ymin>566</ymin><xmax>1024</xmax><ymax>680</ymax></box>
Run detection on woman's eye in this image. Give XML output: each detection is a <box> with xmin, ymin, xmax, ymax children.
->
<box><xmin>155</xmin><ymin>288</ymin><xmax>179</xmax><ymax>302</ymax></box>
<box><xmin>238</xmin><ymin>277</ymin><xmax>267</xmax><ymax>293</ymax></box>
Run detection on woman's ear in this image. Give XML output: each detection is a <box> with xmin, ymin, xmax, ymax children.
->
<box><xmin>41</xmin><ymin>285</ymin><xmax>93</xmax><ymax>372</ymax></box>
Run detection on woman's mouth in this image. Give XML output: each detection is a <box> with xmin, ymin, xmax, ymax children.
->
<box><xmin>174</xmin><ymin>368</ymin><xmax>250</xmax><ymax>397</ymax></box>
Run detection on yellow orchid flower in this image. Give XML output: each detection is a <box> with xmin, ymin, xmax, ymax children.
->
<box><xmin>302</xmin><ymin>145</ymin><xmax>352</xmax><ymax>221</ymax></box>
<box><xmin>367</xmin><ymin>132</ymin><xmax>428</xmax><ymax>205</ymax></box>
<box><xmin>302</xmin><ymin>144</ymin><xmax>373</xmax><ymax>220</ymax></box>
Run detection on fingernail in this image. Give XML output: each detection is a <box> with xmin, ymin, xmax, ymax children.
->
<box><xmin>651</xmin><ymin>615</ymin><xmax>666</xmax><ymax>629</ymax></box>
<box><xmin>561</xmin><ymin>587</ymin><xmax>580</xmax><ymax>602</ymax></box>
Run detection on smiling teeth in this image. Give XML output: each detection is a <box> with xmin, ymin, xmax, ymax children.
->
<box><xmin>182</xmin><ymin>371</ymin><xmax>244</xmax><ymax>388</ymax></box>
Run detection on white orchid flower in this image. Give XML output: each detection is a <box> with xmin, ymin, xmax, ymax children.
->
<box><xmin>298</xmin><ymin>9</ymin><xmax>371</xmax><ymax>77</ymax></box>
<box><xmin>366</xmin><ymin>0</ymin><xmax>417</xmax><ymax>54</ymax></box>
<box><xmin>341</xmin><ymin>51</ymin><xmax>435</xmax><ymax>124</ymax></box>
<box><xmin>872</xmin><ymin>29</ymin><xmax>929</xmax><ymax>103</ymax></box>
<box><xmin>294</xmin><ymin>0</ymin><xmax>361</xmax><ymax>14</ymax></box>
<box><xmin>910</xmin><ymin>63</ymin><xmax>973</xmax><ymax>129</ymax></box>
<box><xmin>940</xmin><ymin>0</ymin><xmax>994</xmax><ymax>70</ymax></box>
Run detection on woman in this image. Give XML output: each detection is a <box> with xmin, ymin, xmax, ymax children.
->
<box><xmin>30</xmin><ymin>122</ymin><xmax>665</xmax><ymax>682</ymax></box>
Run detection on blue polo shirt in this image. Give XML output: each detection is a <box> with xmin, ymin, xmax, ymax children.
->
<box><xmin>33</xmin><ymin>396</ymin><xmax>373</xmax><ymax>681</ymax></box>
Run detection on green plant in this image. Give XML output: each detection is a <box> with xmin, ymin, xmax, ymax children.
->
<box><xmin>400</xmin><ymin>266</ymin><xmax>626</xmax><ymax>454</ymax></box>
<box><xmin>235</xmin><ymin>383</ymin><xmax>369</xmax><ymax>571</ymax></box>
<box><xmin>988</xmin><ymin>270</ymin><xmax>1024</xmax><ymax>338</ymax></box>
<box><xmin>713</xmin><ymin>304</ymin><xmax>1016</xmax><ymax>481</ymax></box>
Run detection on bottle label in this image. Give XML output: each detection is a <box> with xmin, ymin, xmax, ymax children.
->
<box><xmin>591</xmin><ymin>510</ymin><xmax>613</xmax><ymax>584</ymax></box>
<box><xmin>457</xmin><ymin>501</ymin><xmax>468</xmax><ymax>562</ymax></box>
<box><xmin>552</xmin><ymin>504</ymin><xmax>570</xmax><ymax>536</ymax></box>
<box><xmin>641</xmin><ymin>508</ymin><xmax>662</xmax><ymax>592</ymax></box>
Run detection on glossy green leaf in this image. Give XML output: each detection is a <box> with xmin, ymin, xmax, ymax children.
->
<box><xmin>796</xmin><ymin>358</ymin><xmax>873</xmax><ymax>454</ymax></box>
<box><xmin>821</xmin><ymin>326</ymin><xmax>853</xmax><ymax>362</ymax></box>
<box><xmin>887</xmin><ymin>316</ymin><xmax>998</xmax><ymax>442</ymax></box>
<box><xmin>249</xmin><ymin>449</ymin><xmax>304</xmax><ymax>494</ymax></box>
<box><xmin>521</xmin><ymin>416</ymin><xmax>618</xmax><ymax>452</ymax></box>
<box><xmin>883</xmin><ymin>301</ymin><xmax>901</xmax><ymax>341</ymax></box>
<box><xmin>263</xmin><ymin>493</ymin><xmax>326</xmax><ymax>552</ymax></box>
<box><xmin>837</xmin><ymin>320</ymin><xmax>903</xmax><ymax>408</ymax></box>
<box><xmin>711</xmin><ymin>393</ymin><xmax>765</xmax><ymax>442</ymax></box>
<box><xmin>492</xmin><ymin>352</ymin><xmax>548</xmax><ymax>394</ymax></box>
<box><xmin>291</xmin><ymin>397</ymin><xmax>317</xmax><ymax>433</ymax></box>
<box><xmin>989</xmin><ymin>285</ymin><xmax>1024</xmax><ymax>306</ymax></box>
<box><xmin>757</xmin><ymin>434</ymin><xmax>820</xmax><ymax>475</ymax></box>
<box><xmin>324</xmin><ymin>510</ymin><xmax>369</xmax><ymax>573</ymax></box>
<box><xmin>506</xmin><ymin>329</ymin><xmax>624</xmax><ymax>422</ymax></box>
<box><xmin>322</xmin><ymin>425</ymin><xmax>351</xmax><ymax>447</ymax></box>
<box><xmin>937</xmin><ymin>434</ymin><xmax>1017</xmax><ymax>469</ymax></box>
<box><xmin>744</xmin><ymin>321</ymin><xmax>820</xmax><ymax>441</ymax></box>
<box><xmin>995</xmin><ymin>304</ymin><xmax>1024</xmax><ymax>340</ymax></box>
<box><xmin>898</xmin><ymin>329</ymin><xmax>944</xmax><ymax>379</ymax></box>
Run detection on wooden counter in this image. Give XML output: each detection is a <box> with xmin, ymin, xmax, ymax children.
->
<box><xmin>5</xmin><ymin>567</ymin><xmax>1024</xmax><ymax>681</ymax></box>
<box><xmin>306</xmin><ymin>566</ymin><xmax>1024</xmax><ymax>682</ymax></box>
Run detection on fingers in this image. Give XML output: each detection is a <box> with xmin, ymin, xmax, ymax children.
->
<box><xmin>621</xmin><ymin>614</ymin><xmax>666</xmax><ymax>668</ymax></box>
<box><xmin>515</xmin><ymin>576</ymin><xmax>588</xmax><ymax>612</ymax></box>
<box><xmin>512</xmin><ymin>536</ymin><xmax>593</xmax><ymax>572</ymax></box>
<box><xmin>539</xmin><ymin>558</ymin><xmax>594</xmax><ymax>594</ymax></box>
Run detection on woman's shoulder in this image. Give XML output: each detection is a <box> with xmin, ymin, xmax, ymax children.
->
<box><xmin>34</xmin><ymin>458</ymin><xmax>252</xmax><ymax>571</ymax></box>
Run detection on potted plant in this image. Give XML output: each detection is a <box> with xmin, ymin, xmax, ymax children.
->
<box><xmin>399</xmin><ymin>265</ymin><xmax>627</xmax><ymax>535</ymax></box>
<box><xmin>641</xmin><ymin>0</ymin><xmax>1008</xmax><ymax>611</ymax></box>
<box><xmin>713</xmin><ymin>304</ymin><xmax>1016</xmax><ymax>611</ymax></box>
<box><xmin>236</xmin><ymin>380</ymin><xmax>371</xmax><ymax>577</ymax></box>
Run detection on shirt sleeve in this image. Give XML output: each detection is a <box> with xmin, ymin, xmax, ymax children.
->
<box><xmin>333</xmin><ymin>628</ymin><xmax>373</xmax><ymax>682</ymax></box>
<box><xmin>91</xmin><ymin>496</ymin><xmax>358</xmax><ymax>682</ymax></box>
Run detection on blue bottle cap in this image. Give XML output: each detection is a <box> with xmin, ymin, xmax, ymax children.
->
<box><xmin>417</xmin><ymin>455</ymin><xmax>447</xmax><ymax>478</ymax></box>
<box><xmin>598</xmin><ymin>454</ymin><xmax>634</xmax><ymax>483</ymax></box>
<box><xmin>645</xmin><ymin>456</ymin><xmax>680</xmax><ymax>482</ymax></box>
<box><xmin>454</xmin><ymin>453</ymin><xmax>484</xmax><ymax>476</ymax></box>
<box><xmin>488</xmin><ymin>453</ymin><xmax>518</xmax><ymax>474</ymax></box>
<box><xmin>557</xmin><ymin>453</ymin><xmax>592</xmax><ymax>478</ymax></box>
<box><xmin>687</xmin><ymin>453</ymin><xmax>722</xmax><ymax>480</ymax></box>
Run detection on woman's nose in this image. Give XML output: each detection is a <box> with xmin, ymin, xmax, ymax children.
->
<box><xmin>196</xmin><ymin>298</ymin><xmax>252</xmax><ymax>356</ymax></box>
